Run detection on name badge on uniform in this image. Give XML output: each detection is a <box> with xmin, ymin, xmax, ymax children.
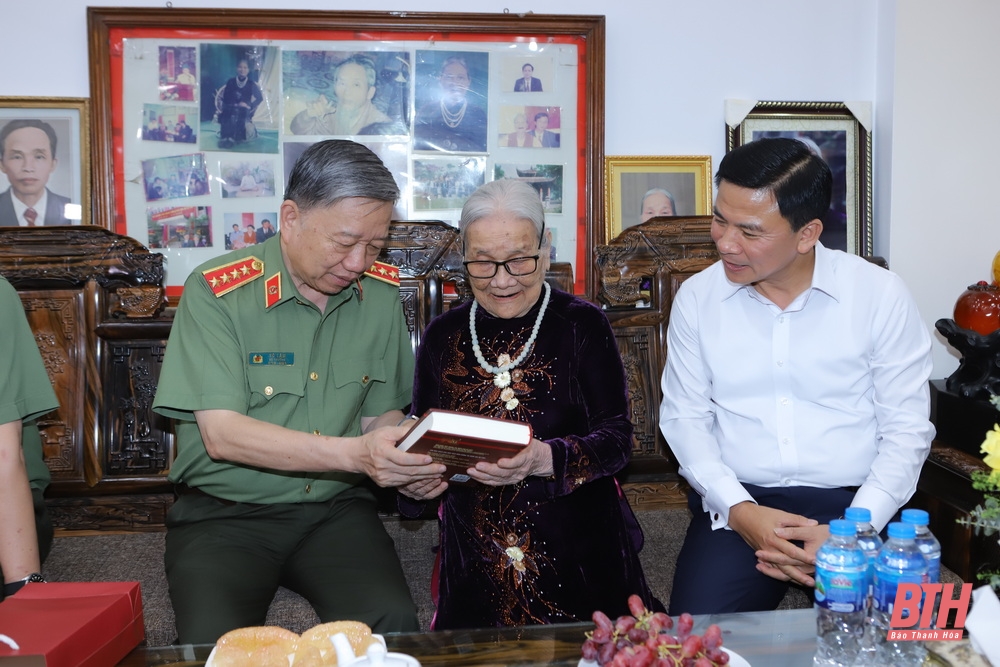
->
<box><xmin>248</xmin><ymin>352</ymin><xmax>295</xmax><ymax>366</ymax></box>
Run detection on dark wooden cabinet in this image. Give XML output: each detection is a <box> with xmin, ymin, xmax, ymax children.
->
<box><xmin>915</xmin><ymin>380</ymin><xmax>1000</xmax><ymax>583</ymax></box>
<box><xmin>1</xmin><ymin>227</ymin><xmax>175</xmax><ymax>531</ymax></box>
<box><xmin>594</xmin><ymin>216</ymin><xmax>718</xmax><ymax>508</ymax></box>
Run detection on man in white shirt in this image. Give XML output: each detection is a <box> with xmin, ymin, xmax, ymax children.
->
<box><xmin>659</xmin><ymin>137</ymin><xmax>934</xmax><ymax>614</ymax></box>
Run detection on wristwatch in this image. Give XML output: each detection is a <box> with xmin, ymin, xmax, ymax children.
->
<box><xmin>2</xmin><ymin>572</ymin><xmax>45</xmax><ymax>597</ymax></box>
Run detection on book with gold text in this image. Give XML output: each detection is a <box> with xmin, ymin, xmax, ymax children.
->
<box><xmin>396</xmin><ymin>409</ymin><xmax>532</xmax><ymax>483</ymax></box>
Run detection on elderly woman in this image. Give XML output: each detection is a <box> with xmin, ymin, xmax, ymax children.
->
<box><xmin>413</xmin><ymin>56</ymin><xmax>487</xmax><ymax>152</ymax></box>
<box><xmin>399</xmin><ymin>179</ymin><xmax>661</xmax><ymax>629</ymax></box>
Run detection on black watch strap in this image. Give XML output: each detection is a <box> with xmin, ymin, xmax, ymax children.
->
<box><xmin>3</xmin><ymin>572</ymin><xmax>45</xmax><ymax>597</ymax></box>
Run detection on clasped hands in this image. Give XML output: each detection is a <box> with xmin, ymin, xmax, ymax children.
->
<box><xmin>728</xmin><ymin>502</ymin><xmax>831</xmax><ymax>587</ymax></box>
<box><xmin>398</xmin><ymin>437</ymin><xmax>553</xmax><ymax>501</ymax></box>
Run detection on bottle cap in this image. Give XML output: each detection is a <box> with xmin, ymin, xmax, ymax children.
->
<box><xmin>829</xmin><ymin>519</ymin><xmax>855</xmax><ymax>536</ymax></box>
<box><xmin>901</xmin><ymin>508</ymin><xmax>930</xmax><ymax>526</ymax></box>
<box><xmin>887</xmin><ymin>522</ymin><xmax>916</xmax><ymax>539</ymax></box>
<box><xmin>844</xmin><ymin>507</ymin><xmax>872</xmax><ymax>523</ymax></box>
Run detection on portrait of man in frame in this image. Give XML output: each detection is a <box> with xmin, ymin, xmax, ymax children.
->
<box><xmin>0</xmin><ymin>115</ymin><xmax>82</xmax><ymax>226</ymax></box>
<box><xmin>282</xmin><ymin>50</ymin><xmax>411</xmax><ymax>137</ymax></box>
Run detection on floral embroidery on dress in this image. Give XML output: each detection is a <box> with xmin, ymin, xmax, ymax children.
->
<box><xmin>439</xmin><ymin>327</ymin><xmax>553</xmax><ymax>421</ymax></box>
<box><xmin>436</xmin><ymin>322</ymin><xmax>574</xmax><ymax>625</ymax></box>
<box><xmin>493</xmin><ymin>531</ymin><xmax>538</xmax><ymax>586</ymax></box>
<box><xmin>564</xmin><ymin>439</ymin><xmax>596</xmax><ymax>491</ymax></box>
<box><xmin>471</xmin><ymin>484</ymin><xmax>570</xmax><ymax>625</ymax></box>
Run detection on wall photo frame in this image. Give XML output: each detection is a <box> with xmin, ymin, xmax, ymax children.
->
<box><xmin>88</xmin><ymin>8</ymin><xmax>605</xmax><ymax>299</ymax></box>
<box><xmin>604</xmin><ymin>155</ymin><xmax>712</xmax><ymax>241</ymax></box>
<box><xmin>725</xmin><ymin>100</ymin><xmax>873</xmax><ymax>256</ymax></box>
<box><xmin>0</xmin><ymin>97</ymin><xmax>90</xmax><ymax>227</ymax></box>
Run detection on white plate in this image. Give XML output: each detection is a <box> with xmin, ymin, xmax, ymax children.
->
<box><xmin>579</xmin><ymin>646</ymin><xmax>748</xmax><ymax>667</ymax></box>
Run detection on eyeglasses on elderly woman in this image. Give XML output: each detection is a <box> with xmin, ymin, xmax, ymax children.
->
<box><xmin>462</xmin><ymin>255</ymin><xmax>540</xmax><ymax>279</ymax></box>
<box><xmin>461</xmin><ymin>220</ymin><xmax>546</xmax><ymax>279</ymax></box>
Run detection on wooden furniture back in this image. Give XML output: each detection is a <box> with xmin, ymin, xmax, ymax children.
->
<box><xmin>0</xmin><ymin>223</ymin><xmax>574</xmax><ymax>530</ymax></box>
<box><xmin>0</xmin><ymin>226</ymin><xmax>174</xmax><ymax>530</ymax></box>
<box><xmin>593</xmin><ymin>216</ymin><xmax>718</xmax><ymax>507</ymax></box>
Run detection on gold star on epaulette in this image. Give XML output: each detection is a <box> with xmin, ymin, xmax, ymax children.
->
<box><xmin>202</xmin><ymin>256</ymin><xmax>264</xmax><ymax>297</ymax></box>
<box><xmin>363</xmin><ymin>260</ymin><xmax>401</xmax><ymax>287</ymax></box>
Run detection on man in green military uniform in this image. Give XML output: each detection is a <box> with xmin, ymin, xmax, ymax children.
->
<box><xmin>153</xmin><ymin>140</ymin><xmax>445</xmax><ymax>643</ymax></box>
<box><xmin>0</xmin><ymin>275</ymin><xmax>59</xmax><ymax>600</ymax></box>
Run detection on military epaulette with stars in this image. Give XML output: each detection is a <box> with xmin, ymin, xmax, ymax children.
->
<box><xmin>363</xmin><ymin>260</ymin><xmax>401</xmax><ymax>287</ymax></box>
<box><xmin>202</xmin><ymin>256</ymin><xmax>264</xmax><ymax>297</ymax></box>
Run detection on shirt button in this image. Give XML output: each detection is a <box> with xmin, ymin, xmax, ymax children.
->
<box><xmin>713</xmin><ymin>513</ymin><xmax>720</xmax><ymax>521</ymax></box>
<box><xmin>779</xmin><ymin>316</ymin><xmax>785</xmax><ymax>323</ymax></box>
<box><xmin>264</xmin><ymin>386</ymin><xmax>273</xmax><ymax>396</ymax></box>
<box><xmin>780</xmin><ymin>398</ymin><xmax>789</xmax><ymax>406</ymax></box>
<box><xmin>776</xmin><ymin>360</ymin><xmax>783</xmax><ymax>367</ymax></box>
<box><xmin>781</xmin><ymin>479</ymin><xmax>791</xmax><ymax>487</ymax></box>
<box><xmin>305</xmin><ymin>484</ymin><xmax>312</xmax><ymax>493</ymax></box>
<box><xmin>782</xmin><ymin>438</ymin><xmax>790</xmax><ymax>445</ymax></box>
<box><xmin>361</xmin><ymin>375</ymin><xmax>370</xmax><ymax>384</ymax></box>
<box><xmin>313</xmin><ymin>429</ymin><xmax>320</xmax><ymax>435</ymax></box>
<box><xmin>309</xmin><ymin>372</ymin><xmax>319</xmax><ymax>381</ymax></box>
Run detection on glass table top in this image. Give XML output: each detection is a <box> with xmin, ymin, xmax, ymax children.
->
<box><xmin>118</xmin><ymin>608</ymin><xmax>819</xmax><ymax>666</ymax></box>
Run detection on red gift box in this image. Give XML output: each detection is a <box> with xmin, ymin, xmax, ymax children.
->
<box><xmin>0</xmin><ymin>582</ymin><xmax>144</xmax><ymax>667</ymax></box>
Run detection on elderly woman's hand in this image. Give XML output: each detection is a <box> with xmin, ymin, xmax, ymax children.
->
<box><xmin>467</xmin><ymin>438</ymin><xmax>553</xmax><ymax>486</ymax></box>
<box><xmin>398</xmin><ymin>477</ymin><xmax>448</xmax><ymax>501</ymax></box>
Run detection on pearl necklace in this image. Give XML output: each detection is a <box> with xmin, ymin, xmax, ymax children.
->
<box><xmin>469</xmin><ymin>282</ymin><xmax>551</xmax><ymax>405</ymax></box>
<box><xmin>235</xmin><ymin>76</ymin><xmax>248</xmax><ymax>89</ymax></box>
<box><xmin>441</xmin><ymin>99</ymin><xmax>468</xmax><ymax>128</ymax></box>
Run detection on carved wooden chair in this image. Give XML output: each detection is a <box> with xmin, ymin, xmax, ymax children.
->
<box><xmin>0</xmin><ymin>226</ymin><xmax>172</xmax><ymax>530</ymax></box>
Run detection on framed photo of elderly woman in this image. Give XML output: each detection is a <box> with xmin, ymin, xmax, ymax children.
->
<box><xmin>726</xmin><ymin>100</ymin><xmax>873</xmax><ymax>256</ymax></box>
<box><xmin>0</xmin><ymin>97</ymin><xmax>90</xmax><ymax>227</ymax></box>
<box><xmin>604</xmin><ymin>155</ymin><xmax>712</xmax><ymax>241</ymax></box>
<box><xmin>88</xmin><ymin>8</ymin><xmax>605</xmax><ymax>299</ymax></box>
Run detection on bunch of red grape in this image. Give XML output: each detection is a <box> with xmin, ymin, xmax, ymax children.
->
<box><xmin>581</xmin><ymin>595</ymin><xmax>729</xmax><ymax>666</ymax></box>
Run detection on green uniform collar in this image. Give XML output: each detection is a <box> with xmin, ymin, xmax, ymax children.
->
<box><xmin>259</xmin><ymin>235</ymin><xmax>358</xmax><ymax>313</ymax></box>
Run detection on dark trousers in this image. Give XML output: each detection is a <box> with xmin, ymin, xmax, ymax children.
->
<box><xmin>165</xmin><ymin>484</ymin><xmax>418</xmax><ymax>644</ymax></box>
<box><xmin>668</xmin><ymin>484</ymin><xmax>855</xmax><ymax>615</ymax></box>
<box><xmin>220</xmin><ymin>108</ymin><xmax>249</xmax><ymax>142</ymax></box>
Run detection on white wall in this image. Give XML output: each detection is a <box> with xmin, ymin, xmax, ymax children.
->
<box><xmin>888</xmin><ymin>0</ymin><xmax>1000</xmax><ymax>377</ymax></box>
<box><xmin>2</xmin><ymin>0</ymin><xmax>987</xmax><ymax>379</ymax></box>
<box><xmin>0</xmin><ymin>0</ymin><xmax>879</xmax><ymax>165</ymax></box>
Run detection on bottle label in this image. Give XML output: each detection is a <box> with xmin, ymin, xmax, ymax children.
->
<box><xmin>873</xmin><ymin>570</ymin><xmax>926</xmax><ymax>618</ymax></box>
<box><xmin>815</xmin><ymin>565</ymin><xmax>866</xmax><ymax>612</ymax></box>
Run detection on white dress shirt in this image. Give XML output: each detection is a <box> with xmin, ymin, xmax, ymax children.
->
<box><xmin>659</xmin><ymin>243</ymin><xmax>934</xmax><ymax>532</ymax></box>
<box><xmin>10</xmin><ymin>190</ymin><xmax>48</xmax><ymax>226</ymax></box>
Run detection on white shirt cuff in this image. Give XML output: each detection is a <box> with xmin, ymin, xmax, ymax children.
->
<box><xmin>850</xmin><ymin>485</ymin><xmax>899</xmax><ymax>532</ymax></box>
<box><xmin>705</xmin><ymin>477</ymin><xmax>756</xmax><ymax>530</ymax></box>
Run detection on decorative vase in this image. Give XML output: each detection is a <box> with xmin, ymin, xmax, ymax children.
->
<box><xmin>954</xmin><ymin>281</ymin><xmax>1000</xmax><ymax>336</ymax></box>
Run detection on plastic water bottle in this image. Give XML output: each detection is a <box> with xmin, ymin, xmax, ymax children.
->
<box><xmin>845</xmin><ymin>507</ymin><xmax>883</xmax><ymax>665</ymax></box>
<box><xmin>901</xmin><ymin>509</ymin><xmax>941</xmax><ymax>584</ymax></box>
<box><xmin>902</xmin><ymin>508</ymin><xmax>942</xmax><ymax>629</ymax></box>
<box><xmin>813</xmin><ymin>519</ymin><xmax>868</xmax><ymax>666</ymax></box>
<box><xmin>871</xmin><ymin>522</ymin><xmax>928</xmax><ymax>666</ymax></box>
<box><xmin>845</xmin><ymin>507</ymin><xmax>883</xmax><ymax>597</ymax></box>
